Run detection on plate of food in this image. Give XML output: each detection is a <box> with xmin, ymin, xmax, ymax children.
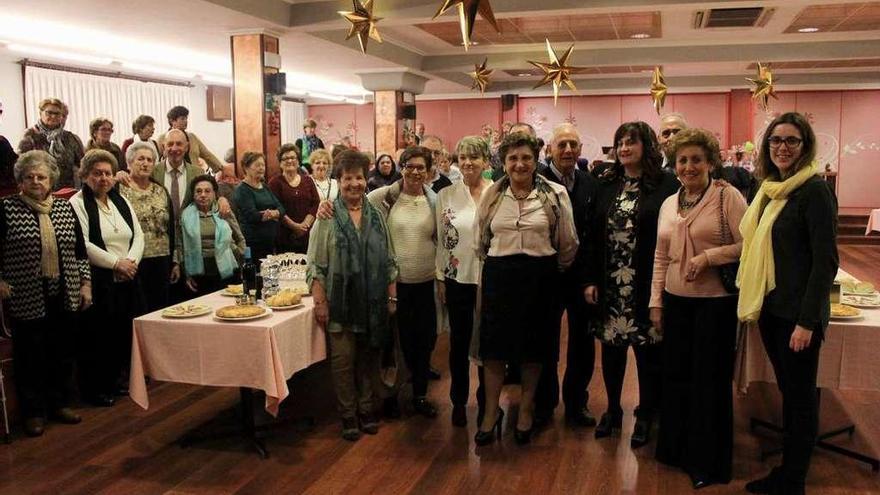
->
<box><xmin>830</xmin><ymin>303</ymin><xmax>862</xmax><ymax>320</ymax></box>
<box><xmin>841</xmin><ymin>281</ymin><xmax>877</xmax><ymax>296</ymax></box>
<box><xmin>162</xmin><ymin>303</ymin><xmax>212</xmax><ymax>318</ymax></box>
<box><xmin>221</xmin><ymin>284</ymin><xmax>244</xmax><ymax>297</ymax></box>
<box><xmin>841</xmin><ymin>294</ymin><xmax>880</xmax><ymax>309</ymax></box>
<box><xmin>265</xmin><ymin>289</ymin><xmax>303</xmax><ymax>310</ymax></box>
<box><xmin>214</xmin><ymin>304</ymin><xmax>272</xmax><ymax>321</ymax></box>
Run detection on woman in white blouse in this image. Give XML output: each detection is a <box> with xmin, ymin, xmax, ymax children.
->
<box><xmin>473</xmin><ymin>132</ymin><xmax>578</xmax><ymax>446</ymax></box>
<box><xmin>71</xmin><ymin>149</ymin><xmax>145</xmax><ymax>407</ymax></box>
<box><xmin>435</xmin><ymin>136</ymin><xmax>493</xmax><ymax>428</ymax></box>
<box><xmin>309</xmin><ymin>149</ymin><xmax>338</xmax><ymax>201</ymax></box>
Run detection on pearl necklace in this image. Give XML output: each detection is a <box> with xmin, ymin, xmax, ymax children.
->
<box><xmin>97</xmin><ymin>200</ymin><xmax>120</xmax><ymax>233</ymax></box>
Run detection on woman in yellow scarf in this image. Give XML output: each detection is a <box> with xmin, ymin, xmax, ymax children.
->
<box><xmin>741</xmin><ymin>113</ymin><xmax>838</xmax><ymax>495</ymax></box>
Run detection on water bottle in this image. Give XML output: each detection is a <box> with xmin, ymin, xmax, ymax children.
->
<box><xmin>241</xmin><ymin>247</ymin><xmax>256</xmax><ymax>299</ymax></box>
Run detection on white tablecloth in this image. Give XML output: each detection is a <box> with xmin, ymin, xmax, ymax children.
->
<box><xmin>866</xmin><ymin>209</ymin><xmax>880</xmax><ymax>235</ymax></box>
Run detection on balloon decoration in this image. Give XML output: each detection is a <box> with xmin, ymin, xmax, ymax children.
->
<box><xmin>527</xmin><ymin>40</ymin><xmax>586</xmax><ymax>106</ymax></box>
<box><xmin>747</xmin><ymin>62</ymin><xmax>778</xmax><ymax>111</ymax></box>
<box><xmin>433</xmin><ymin>0</ymin><xmax>501</xmax><ymax>51</ymax></box>
<box><xmin>649</xmin><ymin>66</ymin><xmax>668</xmax><ymax>115</ymax></box>
<box><xmin>469</xmin><ymin>58</ymin><xmax>493</xmax><ymax>94</ymax></box>
<box><xmin>338</xmin><ymin>0</ymin><xmax>383</xmax><ymax>54</ymax></box>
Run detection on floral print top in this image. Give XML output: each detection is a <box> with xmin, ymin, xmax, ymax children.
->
<box><xmin>594</xmin><ymin>176</ymin><xmax>661</xmax><ymax>346</ymax></box>
<box><xmin>120</xmin><ymin>182</ymin><xmax>171</xmax><ymax>259</ymax></box>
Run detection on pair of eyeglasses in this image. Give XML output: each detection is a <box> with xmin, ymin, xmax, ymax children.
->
<box><xmin>44</xmin><ymin>110</ymin><xmax>62</xmax><ymax>117</ymax></box>
<box><xmin>403</xmin><ymin>164</ymin><xmax>426</xmax><ymax>172</ymax></box>
<box><xmin>280</xmin><ymin>156</ymin><xmax>298</xmax><ymax>162</ymax></box>
<box><xmin>661</xmin><ymin>128</ymin><xmax>682</xmax><ymax>138</ymax></box>
<box><xmin>768</xmin><ymin>136</ymin><xmax>803</xmax><ymax>148</ymax></box>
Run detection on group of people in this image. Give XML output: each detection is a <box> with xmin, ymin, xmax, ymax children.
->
<box><xmin>306</xmin><ymin>112</ymin><xmax>836</xmax><ymax>495</ymax></box>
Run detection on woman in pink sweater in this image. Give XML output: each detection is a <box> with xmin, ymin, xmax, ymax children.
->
<box><xmin>650</xmin><ymin>128</ymin><xmax>747</xmax><ymax>489</ymax></box>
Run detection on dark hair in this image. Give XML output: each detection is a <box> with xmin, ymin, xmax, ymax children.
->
<box><xmin>331</xmin><ymin>144</ymin><xmax>349</xmax><ymax>160</ymax></box>
<box><xmin>186</xmin><ymin>174</ymin><xmax>219</xmax><ymax>207</ymax></box>
<box><xmin>79</xmin><ymin>149</ymin><xmax>118</xmax><ymax>178</ymax></box>
<box><xmin>89</xmin><ymin>117</ymin><xmax>113</xmax><ymax>139</ymax></box>
<box><xmin>375</xmin><ymin>153</ymin><xmax>396</xmax><ymax>174</ymax></box>
<box><xmin>610</xmin><ymin>121</ymin><xmax>664</xmax><ymax>188</ymax></box>
<box><xmin>666</xmin><ymin>127</ymin><xmax>722</xmax><ymax>171</ymax></box>
<box><xmin>240</xmin><ymin>151</ymin><xmax>264</xmax><ymax>170</ymax></box>
<box><xmin>399</xmin><ymin>146</ymin><xmax>433</xmax><ymax>170</ymax></box>
<box><xmin>132</xmin><ymin>115</ymin><xmax>155</xmax><ymax>134</ymax></box>
<box><xmin>335</xmin><ymin>150</ymin><xmax>370</xmax><ymax>178</ymax></box>
<box><xmin>755</xmin><ymin>112</ymin><xmax>817</xmax><ymax>181</ymax></box>
<box><xmin>498</xmin><ymin>131</ymin><xmax>541</xmax><ymax>164</ymax></box>
<box><xmin>277</xmin><ymin>143</ymin><xmax>301</xmax><ymax>163</ymax></box>
<box><xmin>166</xmin><ymin>106</ymin><xmax>189</xmax><ymax>127</ymax></box>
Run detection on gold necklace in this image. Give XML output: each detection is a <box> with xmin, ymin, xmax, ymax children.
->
<box><xmin>97</xmin><ymin>200</ymin><xmax>120</xmax><ymax>233</ymax></box>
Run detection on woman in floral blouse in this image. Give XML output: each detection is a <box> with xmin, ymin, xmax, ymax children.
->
<box><xmin>583</xmin><ymin>121</ymin><xmax>678</xmax><ymax>448</ymax></box>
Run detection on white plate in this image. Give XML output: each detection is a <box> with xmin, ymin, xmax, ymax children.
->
<box><xmin>830</xmin><ymin>313</ymin><xmax>864</xmax><ymax>320</ymax></box>
<box><xmin>221</xmin><ymin>290</ymin><xmax>244</xmax><ymax>297</ymax></box>
<box><xmin>161</xmin><ymin>305</ymin><xmax>212</xmax><ymax>318</ymax></box>
<box><xmin>213</xmin><ymin>307</ymin><xmax>273</xmax><ymax>322</ymax></box>
<box><xmin>266</xmin><ymin>303</ymin><xmax>305</xmax><ymax>311</ymax></box>
<box><xmin>841</xmin><ymin>295</ymin><xmax>880</xmax><ymax>308</ymax></box>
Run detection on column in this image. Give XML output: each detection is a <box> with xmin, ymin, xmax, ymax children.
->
<box><xmin>357</xmin><ymin>71</ymin><xmax>429</xmax><ymax>156</ymax></box>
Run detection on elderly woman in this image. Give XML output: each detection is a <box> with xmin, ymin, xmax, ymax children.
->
<box><xmin>308</xmin><ymin>150</ymin><xmax>397</xmax><ymax>441</ymax></box>
<box><xmin>71</xmin><ymin>150</ymin><xmax>145</xmax><ymax>407</ymax></box>
<box><xmin>583</xmin><ymin>122</ymin><xmax>679</xmax><ymax>448</ymax></box>
<box><xmin>367</xmin><ymin>153</ymin><xmax>401</xmax><ymax>192</ymax></box>
<box><xmin>650</xmin><ymin>128</ymin><xmax>747</xmax><ymax>489</ymax></box>
<box><xmin>85</xmin><ymin>118</ymin><xmax>126</xmax><ymax>173</ymax></box>
<box><xmin>310</xmin><ymin>149</ymin><xmax>338</xmax><ymax>201</ymax></box>
<box><xmin>119</xmin><ymin>142</ymin><xmax>178</xmax><ymax>312</ymax></box>
<box><xmin>743</xmin><ymin>113</ymin><xmax>838</xmax><ymax>495</ymax></box>
<box><xmin>232</xmin><ymin>151</ymin><xmax>284</xmax><ymax>264</ymax></box>
<box><xmin>474</xmin><ymin>132</ymin><xmax>578</xmax><ymax>445</ymax></box>
<box><xmin>18</xmin><ymin>98</ymin><xmax>84</xmax><ymax>190</ymax></box>
<box><xmin>0</xmin><ymin>151</ymin><xmax>91</xmax><ymax>436</ymax></box>
<box><xmin>268</xmin><ymin>143</ymin><xmax>319</xmax><ymax>254</ymax></box>
<box><xmin>121</xmin><ymin>115</ymin><xmax>160</xmax><ymax>158</ymax></box>
<box><xmin>436</xmin><ymin>136</ymin><xmax>493</xmax><ymax>428</ymax></box>
<box><xmin>178</xmin><ymin>175</ymin><xmax>245</xmax><ymax>296</ymax></box>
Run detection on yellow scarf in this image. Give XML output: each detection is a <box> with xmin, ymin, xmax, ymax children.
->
<box><xmin>18</xmin><ymin>193</ymin><xmax>60</xmax><ymax>279</ymax></box>
<box><xmin>736</xmin><ymin>162</ymin><xmax>818</xmax><ymax>322</ymax></box>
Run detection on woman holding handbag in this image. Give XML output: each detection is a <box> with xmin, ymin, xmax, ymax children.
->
<box><xmin>650</xmin><ymin>128</ymin><xmax>747</xmax><ymax>489</ymax></box>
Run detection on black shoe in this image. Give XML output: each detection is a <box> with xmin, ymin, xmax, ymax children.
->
<box><xmin>594</xmin><ymin>411</ymin><xmax>622</xmax><ymax>439</ymax></box>
<box><xmin>50</xmin><ymin>407</ymin><xmax>82</xmax><ymax>425</ymax></box>
<box><xmin>514</xmin><ymin>426</ymin><xmax>532</xmax><ymax>445</ymax></box>
<box><xmin>85</xmin><ymin>394</ymin><xmax>116</xmax><ymax>408</ymax></box>
<box><xmin>532</xmin><ymin>409</ymin><xmax>553</xmax><ymax>429</ymax></box>
<box><xmin>114</xmin><ymin>386</ymin><xmax>129</xmax><ymax>397</ymax></box>
<box><xmin>24</xmin><ymin>417</ymin><xmax>45</xmax><ymax>437</ymax></box>
<box><xmin>383</xmin><ymin>397</ymin><xmax>401</xmax><ymax>419</ymax></box>
<box><xmin>630</xmin><ymin>417</ymin><xmax>653</xmax><ymax>448</ymax></box>
<box><xmin>428</xmin><ymin>367</ymin><xmax>441</xmax><ymax>380</ymax></box>
<box><xmin>341</xmin><ymin>417</ymin><xmax>360</xmax><ymax>441</ymax></box>
<box><xmin>689</xmin><ymin>472</ymin><xmax>714</xmax><ymax>490</ymax></box>
<box><xmin>565</xmin><ymin>407</ymin><xmax>597</xmax><ymax>427</ymax></box>
<box><xmin>745</xmin><ymin>467</ymin><xmax>782</xmax><ymax>494</ymax></box>
<box><xmin>451</xmin><ymin>404</ymin><xmax>467</xmax><ymax>427</ymax></box>
<box><xmin>412</xmin><ymin>397</ymin><xmax>438</xmax><ymax>418</ymax></box>
<box><xmin>474</xmin><ymin>408</ymin><xmax>504</xmax><ymax>446</ymax></box>
<box><xmin>358</xmin><ymin>413</ymin><xmax>379</xmax><ymax>435</ymax></box>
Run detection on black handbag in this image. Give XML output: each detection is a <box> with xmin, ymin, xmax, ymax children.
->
<box><xmin>718</xmin><ymin>186</ymin><xmax>740</xmax><ymax>293</ymax></box>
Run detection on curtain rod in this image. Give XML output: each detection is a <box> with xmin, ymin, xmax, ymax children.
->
<box><xmin>18</xmin><ymin>59</ymin><xmax>195</xmax><ymax>88</ymax></box>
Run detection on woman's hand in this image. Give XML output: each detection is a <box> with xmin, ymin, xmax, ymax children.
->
<box><xmin>790</xmin><ymin>325</ymin><xmax>813</xmax><ymax>352</ymax></box>
<box><xmin>387</xmin><ymin>299</ymin><xmax>397</xmax><ymax>316</ymax></box>
<box><xmin>685</xmin><ymin>253</ymin><xmax>710</xmax><ymax>281</ymax></box>
<box><xmin>79</xmin><ymin>284</ymin><xmax>93</xmax><ymax>310</ymax></box>
<box><xmin>0</xmin><ymin>281</ymin><xmax>11</xmax><ymax>299</ymax></box>
<box><xmin>185</xmin><ymin>277</ymin><xmax>198</xmax><ymax>293</ymax></box>
<box><xmin>115</xmin><ymin>171</ymin><xmax>133</xmax><ymax>187</ymax></box>
<box><xmin>291</xmin><ymin>222</ymin><xmax>309</xmax><ymax>238</ymax></box>
<box><xmin>316</xmin><ymin>200</ymin><xmax>335</xmax><ymax>220</ymax></box>
<box><xmin>314</xmin><ymin>300</ymin><xmax>329</xmax><ymax>327</ymax></box>
<box><xmin>436</xmin><ymin>280</ymin><xmax>446</xmax><ymax>305</ymax></box>
<box><xmin>583</xmin><ymin>285</ymin><xmax>598</xmax><ymax>305</ymax></box>
<box><xmin>169</xmin><ymin>264</ymin><xmax>181</xmax><ymax>284</ymax></box>
<box><xmin>649</xmin><ymin>307</ymin><xmax>663</xmax><ymax>334</ymax></box>
<box><xmin>114</xmin><ymin>259</ymin><xmax>138</xmax><ymax>281</ymax></box>
<box><xmin>217</xmin><ymin>197</ymin><xmax>232</xmax><ymax>218</ymax></box>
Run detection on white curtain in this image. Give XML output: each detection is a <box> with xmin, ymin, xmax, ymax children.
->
<box><xmin>24</xmin><ymin>66</ymin><xmax>189</xmax><ymax>146</ymax></box>
<box><xmin>281</xmin><ymin>100</ymin><xmax>306</xmax><ymax>145</ymax></box>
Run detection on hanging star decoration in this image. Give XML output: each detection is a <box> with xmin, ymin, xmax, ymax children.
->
<box><xmin>649</xmin><ymin>66</ymin><xmax>668</xmax><ymax>115</ymax></box>
<box><xmin>469</xmin><ymin>58</ymin><xmax>493</xmax><ymax>94</ymax></box>
<box><xmin>433</xmin><ymin>0</ymin><xmax>501</xmax><ymax>51</ymax></box>
<box><xmin>747</xmin><ymin>62</ymin><xmax>778</xmax><ymax>111</ymax></box>
<box><xmin>338</xmin><ymin>0</ymin><xmax>383</xmax><ymax>54</ymax></box>
<box><xmin>527</xmin><ymin>39</ymin><xmax>587</xmax><ymax>106</ymax></box>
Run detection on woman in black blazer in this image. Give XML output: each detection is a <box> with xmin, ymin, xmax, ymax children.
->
<box><xmin>582</xmin><ymin>121</ymin><xmax>679</xmax><ymax>448</ymax></box>
<box><xmin>743</xmin><ymin>113</ymin><xmax>838</xmax><ymax>495</ymax></box>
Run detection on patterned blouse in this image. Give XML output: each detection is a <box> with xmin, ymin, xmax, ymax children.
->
<box><xmin>120</xmin><ymin>182</ymin><xmax>172</xmax><ymax>259</ymax></box>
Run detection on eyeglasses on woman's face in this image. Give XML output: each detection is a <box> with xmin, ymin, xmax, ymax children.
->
<box><xmin>767</xmin><ymin>136</ymin><xmax>803</xmax><ymax>149</ymax></box>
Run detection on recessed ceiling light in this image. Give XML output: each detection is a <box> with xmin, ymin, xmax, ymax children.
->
<box><xmin>517</xmin><ymin>72</ymin><xmax>531</xmax><ymax>77</ymax></box>
<box><xmin>461</xmin><ymin>41</ymin><xmax>480</xmax><ymax>46</ymax></box>
<box><xmin>798</xmin><ymin>27</ymin><xmax>820</xmax><ymax>33</ymax></box>
<box><xmin>630</xmin><ymin>33</ymin><xmax>651</xmax><ymax>39</ymax></box>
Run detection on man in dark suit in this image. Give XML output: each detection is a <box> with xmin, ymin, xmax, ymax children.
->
<box><xmin>534</xmin><ymin>123</ymin><xmax>599</xmax><ymax>428</ymax></box>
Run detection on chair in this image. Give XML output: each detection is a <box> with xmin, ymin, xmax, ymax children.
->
<box><xmin>0</xmin><ymin>302</ymin><xmax>14</xmax><ymax>443</ymax></box>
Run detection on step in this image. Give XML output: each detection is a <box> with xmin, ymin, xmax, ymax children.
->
<box><xmin>840</xmin><ymin>224</ymin><xmax>870</xmax><ymax>235</ymax></box>
<box><xmin>840</xmin><ymin>214</ymin><xmax>869</xmax><ymax>224</ymax></box>
<box><xmin>838</xmin><ymin>234</ymin><xmax>880</xmax><ymax>246</ymax></box>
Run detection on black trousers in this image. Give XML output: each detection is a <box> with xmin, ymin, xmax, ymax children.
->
<box><xmin>186</xmin><ymin>257</ymin><xmax>237</xmax><ymax>298</ymax></box>
<box><xmin>535</xmin><ymin>276</ymin><xmax>596</xmax><ymax>414</ymax></box>
<box><xmin>759</xmin><ymin>311</ymin><xmax>821</xmax><ymax>491</ymax></box>
<box><xmin>445</xmin><ymin>278</ymin><xmax>484</xmax><ymax>409</ymax></box>
<box><xmin>655</xmin><ymin>293</ymin><xmax>737</xmax><ymax>482</ymax></box>
<box><xmin>139</xmin><ymin>255</ymin><xmax>171</xmax><ymax>313</ymax></box>
<box><xmin>601</xmin><ymin>342</ymin><xmax>661</xmax><ymax>419</ymax></box>
<box><xmin>11</xmin><ymin>293</ymin><xmax>75</xmax><ymax>418</ymax></box>
<box><xmin>397</xmin><ymin>280</ymin><xmax>436</xmax><ymax>398</ymax></box>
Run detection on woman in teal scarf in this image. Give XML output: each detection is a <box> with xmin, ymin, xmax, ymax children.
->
<box><xmin>308</xmin><ymin>150</ymin><xmax>398</xmax><ymax>442</ymax></box>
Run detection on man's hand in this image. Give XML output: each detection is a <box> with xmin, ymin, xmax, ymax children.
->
<box><xmin>217</xmin><ymin>196</ymin><xmax>232</xmax><ymax>218</ymax></box>
<box><xmin>583</xmin><ymin>285</ymin><xmax>598</xmax><ymax>305</ymax></box>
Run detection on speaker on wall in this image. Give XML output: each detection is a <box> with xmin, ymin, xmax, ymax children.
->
<box><xmin>400</xmin><ymin>104</ymin><xmax>417</xmax><ymax>120</ymax></box>
<box><xmin>501</xmin><ymin>93</ymin><xmax>517</xmax><ymax>111</ymax></box>
<box><xmin>265</xmin><ymin>72</ymin><xmax>287</xmax><ymax>95</ymax></box>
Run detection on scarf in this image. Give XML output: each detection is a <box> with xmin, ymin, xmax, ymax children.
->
<box><xmin>180</xmin><ymin>203</ymin><xmax>237</xmax><ymax>280</ymax></box>
<box><xmin>34</xmin><ymin>120</ymin><xmax>67</xmax><ymax>159</ymax></box>
<box><xmin>301</xmin><ymin>135</ymin><xmax>321</xmax><ymax>163</ymax></box>
<box><xmin>18</xmin><ymin>193</ymin><xmax>60</xmax><ymax>279</ymax></box>
<box><xmin>736</xmin><ymin>162</ymin><xmax>819</xmax><ymax>322</ymax></box>
<box><xmin>329</xmin><ymin>194</ymin><xmax>391</xmax><ymax>348</ymax></box>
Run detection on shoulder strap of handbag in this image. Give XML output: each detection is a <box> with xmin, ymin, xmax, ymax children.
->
<box><xmin>719</xmin><ymin>186</ymin><xmax>732</xmax><ymax>246</ymax></box>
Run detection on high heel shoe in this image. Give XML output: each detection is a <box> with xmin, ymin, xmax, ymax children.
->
<box><xmin>514</xmin><ymin>426</ymin><xmax>532</xmax><ymax>445</ymax></box>
<box><xmin>594</xmin><ymin>411</ymin><xmax>623</xmax><ymax>439</ymax></box>
<box><xmin>474</xmin><ymin>408</ymin><xmax>504</xmax><ymax>446</ymax></box>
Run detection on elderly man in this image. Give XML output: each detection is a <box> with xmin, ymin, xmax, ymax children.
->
<box><xmin>419</xmin><ymin>135</ymin><xmax>455</xmax><ymax>192</ymax></box>
<box><xmin>533</xmin><ymin>123</ymin><xmax>599</xmax><ymax>428</ymax></box>
<box><xmin>157</xmin><ymin>106</ymin><xmax>224</xmax><ymax>173</ymax></box>
<box><xmin>658</xmin><ymin>113</ymin><xmax>688</xmax><ymax>169</ymax></box>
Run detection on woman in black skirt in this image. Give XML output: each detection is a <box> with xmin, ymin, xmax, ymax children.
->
<box><xmin>473</xmin><ymin>132</ymin><xmax>578</xmax><ymax>445</ymax></box>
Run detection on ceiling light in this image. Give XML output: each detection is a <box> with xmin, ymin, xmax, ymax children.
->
<box><xmin>798</xmin><ymin>27</ymin><xmax>820</xmax><ymax>33</ymax></box>
<box><xmin>7</xmin><ymin>43</ymin><xmax>112</xmax><ymax>65</ymax></box>
<box><xmin>517</xmin><ymin>72</ymin><xmax>531</xmax><ymax>77</ymax></box>
<box><xmin>123</xmin><ymin>62</ymin><xmax>194</xmax><ymax>80</ymax></box>
<box><xmin>630</xmin><ymin>33</ymin><xmax>651</xmax><ymax>39</ymax></box>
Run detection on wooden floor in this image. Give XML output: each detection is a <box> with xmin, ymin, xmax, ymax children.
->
<box><xmin>1</xmin><ymin>246</ymin><xmax>879</xmax><ymax>494</ymax></box>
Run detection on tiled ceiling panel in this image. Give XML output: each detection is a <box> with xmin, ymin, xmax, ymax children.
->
<box><xmin>417</xmin><ymin>12</ymin><xmax>661</xmax><ymax>46</ymax></box>
<box><xmin>785</xmin><ymin>2</ymin><xmax>880</xmax><ymax>33</ymax></box>
<box><xmin>746</xmin><ymin>59</ymin><xmax>880</xmax><ymax>69</ymax></box>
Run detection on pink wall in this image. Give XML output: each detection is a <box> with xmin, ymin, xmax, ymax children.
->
<box><xmin>307</xmin><ymin>103</ymin><xmax>375</xmax><ymax>154</ymax></box>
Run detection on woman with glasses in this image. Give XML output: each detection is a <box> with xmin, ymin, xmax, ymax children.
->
<box><xmin>85</xmin><ymin>118</ymin><xmax>126</xmax><ymax>173</ymax></box>
<box><xmin>268</xmin><ymin>143</ymin><xmax>319</xmax><ymax>254</ymax></box>
<box><xmin>19</xmin><ymin>98</ymin><xmax>84</xmax><ymax>190</ymax></box>
<box><xmin>743</xmin><ymin>113</ymin><xmax>838</xmax><ymax>495</ymax></box>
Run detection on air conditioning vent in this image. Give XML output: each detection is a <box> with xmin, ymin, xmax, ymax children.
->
<box><xmin>693</xmin><ymin>7</ymin><xmax>775</xmax><ymax>29</ymax></box>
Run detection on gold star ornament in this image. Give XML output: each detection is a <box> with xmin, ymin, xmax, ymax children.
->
<box><xmin>469</xmin><ymin>58</ymin><xmax>493</xmax><ymax>94</ymax></box>
<box><xmin>649</xmin><ymin>66</ymin><xmax>668</xmax><ymax>115</ymax></box>
<box><xmin>338</xmin><ymin>0</ymin><xmax>383</xmax><ymax>54</ymax></box>
<box><xmin>747</xmin><ymin>62</ymin><xmax>778</xmax><ymax>111</ymax></box>
<box><xmin>433</xmin><ymin>0</ymin><xmax>501</xmax><ymax>51</ymax></box>
<box><xmin>527</xmin><ymin>39</ymin><xmax>586</xmax><ymax>106</ymax></box>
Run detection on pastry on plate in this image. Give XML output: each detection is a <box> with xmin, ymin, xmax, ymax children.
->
<box><xmin>830</xmin><ymin>303</ymin><xmax>860</xmax><ymax>318</ymax></box>
<box><xmin>266</xmin><ymin>289</ymin><xmax>302</xmax><ymax>307</ymax></box>
<box><xmin>162</xmin><ymin>304</ymin><xmax>211</xmax><ymax>317</ymax></box>
<box><xmin>215</xmin><ymin>304</ymin><xmax>265</xmax><ymax>319</ymax></box>
<box><xmin>225</xmin><ymin>284</ymin><xmax>244</xmax><ymax>295</ymax></box>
